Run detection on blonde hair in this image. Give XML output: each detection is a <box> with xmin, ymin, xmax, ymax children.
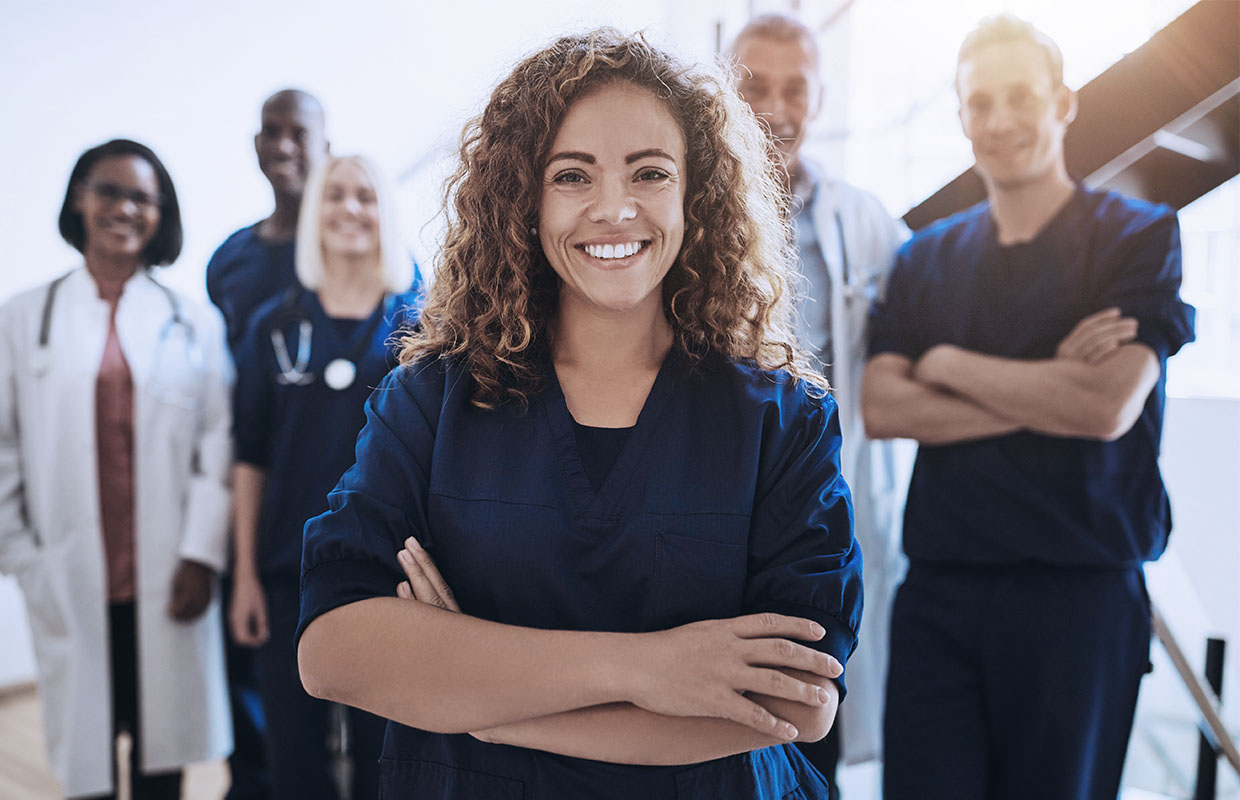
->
<box><xmin>401</xmin><ymin>28</ymin><xmax>825</xmax><ymax>408</ymax></box>
<box><xmin>958</xmin><ymin>13</ymin><xmax>1064</xmax><ymax>88</ymax></box>
<box><xmin>295</xmin><ymin>155</ymin><xmax>412</xmax><ymax>293</ymax></box>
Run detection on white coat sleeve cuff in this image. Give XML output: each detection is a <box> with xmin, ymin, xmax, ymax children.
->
<box><xmin>177</xmin><ymin>480</ymin><xmax>231</xmax><ymax>572</ymax></box>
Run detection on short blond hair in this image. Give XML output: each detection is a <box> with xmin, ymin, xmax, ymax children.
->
<box><xmin>295</xmin><ymin>155</ymin><xmax>412</xmax><ymax>293</ymax></box>
<box><xmin>958</xmin><ymin>13</ymin><xmax>1064</xmax><ymax>88</ymax></box>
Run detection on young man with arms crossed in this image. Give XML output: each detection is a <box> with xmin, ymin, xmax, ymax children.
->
<box><xmin>863</xmin><ymin>15</ymin><xmax>1195</xmax><ymax>799</ymax></box>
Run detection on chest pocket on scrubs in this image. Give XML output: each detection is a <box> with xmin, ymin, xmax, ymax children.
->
<box><xmin>649</xmin><ymin>531</ymin><xmax>746</xmax><ymax>630</ymax></box>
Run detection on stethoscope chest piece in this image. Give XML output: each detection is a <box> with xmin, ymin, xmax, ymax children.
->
<box><xmin>323</xmin><ymin>358</ymin><xmax>357</xmax><ymax>391</ymax></box>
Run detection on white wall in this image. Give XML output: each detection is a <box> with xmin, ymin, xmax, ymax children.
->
<box><xmin>0</xmin><ymin>0</ymin><xmax>747</xmax><ymax>304</ymax></box>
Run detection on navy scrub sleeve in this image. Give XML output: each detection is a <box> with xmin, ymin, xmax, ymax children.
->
<box><xmin>1088</xmin><ymin>197</ymin><xmax>1195</xmax><ymax>362</ymax></box>
<box><xmin>298</xmin><ymin>363</ymin><xmax>442</xmax><ymax>627</ymax></box>
<box><xmin>742</xmin><ymin>386</ymin><xmax>859</xmax><ymax>674</ymax></box>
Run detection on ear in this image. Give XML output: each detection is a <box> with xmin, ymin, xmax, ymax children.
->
<box><xmin>1056</xmin><ymin>85</ymin><xmax>1078</xmax><ymax>126</ymax></box>
<box><xmin>254</xmin><ymin>132</ymin><xmax>261</xmax><ymax>158</ymax></box>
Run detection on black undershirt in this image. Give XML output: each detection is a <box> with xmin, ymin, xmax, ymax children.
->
<box><xmin>571</xmin><ymin>420</ymin><xmax>634</xmax><ymax>492</ymax></box>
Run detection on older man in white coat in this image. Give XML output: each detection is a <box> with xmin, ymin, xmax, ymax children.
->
<box><xmin>733</xmin><ymin>14</ymin><xmax>910</xmax><ymax>795</ymax></box>
<box><xmin>0</xmin><ymin>139</ymin><xmax>233</xmax><ymax>798</ymax></box>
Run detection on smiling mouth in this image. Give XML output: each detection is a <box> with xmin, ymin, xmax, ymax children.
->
<box><xmin>577</xmin><ymin>241</ymin><xmax>649</xmax><ymax>261</ymax></box>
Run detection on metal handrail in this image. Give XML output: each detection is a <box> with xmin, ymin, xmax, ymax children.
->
<box><xmin>1150</xmin><ymin>602</ymin><xmax>1240</xmax><ymax>775</ymax></box>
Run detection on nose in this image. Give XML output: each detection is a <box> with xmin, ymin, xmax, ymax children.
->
<box><xmin>114</xmin><ymin>195</ymin><xmax>140</xmax><ymax>217</ymax></box>
<box><xmin>588</xmin><ymin>177</ymin><xmax>637</xmax><ymax>225</ymax></box>
<box><xmin>276</xmin><ymin>135</ymin><xmax>300</xmax><ymax>156</ymax></box>
<box><xmin>985</xmin><ymin>103</ymin><xmax>1020</xmax><ymax>135</ymax></box>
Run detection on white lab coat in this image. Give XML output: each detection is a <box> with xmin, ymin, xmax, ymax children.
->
<box><xmin>802</xmin><ymin>160</ymin><xmax>913</xmax><ymax>765</ymax></box>
<box><xmin>0</xmin><ymin>267</ymin><xmax>233</xmax><ymax>797</ymax></box>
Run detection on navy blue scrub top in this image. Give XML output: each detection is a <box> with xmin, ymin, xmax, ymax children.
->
<box><xmin>298</xmin><ymin>350</ymin><xmax>861</xmax><ymax>799</ymax></box>
<box><xmin>207</xmin><ymin>222</ymin><xmax>425</xmax><ymax>357</ymax></box>
<box><xmin>868</xmin><ymin>187</ymin><xmax>1195</xmax><ymax>568</ymax></box>
<box><xmin>233</xmin><ymin>288</ymin><xmax>422</xmax><ymax>578</ymax></box>
<box><xmin>206</xmin><ymin>224</ymin><xmax>297</xmax><ymax>356</ymax></box>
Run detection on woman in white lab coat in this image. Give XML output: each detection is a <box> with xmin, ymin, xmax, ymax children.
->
<box><xmin>0</xmin><ymin>139</ymin><xmax>233</xmax><ymax>799</ymax></box>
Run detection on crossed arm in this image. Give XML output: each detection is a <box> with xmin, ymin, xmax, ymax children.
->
<box><xmin>298</xmin><ymin>541</ymin><xmax>841</xmax><ymax>766</ymax></box>
<box><xmin>381</xmin><ymin>537</ymin><xmax>839</xmax><ymax>765</ymax></box>
<box><xmin>862</xmin><ymin>308</ymin><xmax>1160</xmax><ymax>445</ymax></box>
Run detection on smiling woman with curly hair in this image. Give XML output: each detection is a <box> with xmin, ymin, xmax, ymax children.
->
<box><xmin>405</xmin><ymin>28</ymin><xmax>824</xmax><ymax>407</ymax></box>
<box><xmin>297</xmin><ymin>28</ymin><xmax>860</xmax><ymax>799</ymax></box>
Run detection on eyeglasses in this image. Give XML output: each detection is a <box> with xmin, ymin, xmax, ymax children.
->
<box><xmin>85</xmin><ymin>181</ymin><xmax>162</xmax><ymax>211</ymax></box>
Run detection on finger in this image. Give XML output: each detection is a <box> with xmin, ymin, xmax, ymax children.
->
<box><xmin>399</xmin><ymin>548</ymin><xmax>450</xmax><ymax>609</ymax></box>
<box><xmin>397</xmin><ymin>581</ymin><xmax>413</xmax><ymax>599</ymax></box>
<box><xmin>255</xmin><ymin>605</ymin><xmax>269</xmax><ymax>643</ymax></box>
<box><xmin>405</xmin><ymin>538</ymin><xmax>461</xmax><ymax>612</ymax></box>
<box><xmin>734</xmin><ymin>664</ymin><xmax>836</xmax><ymax>708</ymax></box>
<box><xmin>1078</xmin><ymin>307</ymin><xmax>1122</xmax><ymax>326</ymax></box>
<box><xmin>730</xmin><ymin>612</ymin><xmax>826</xmax><ymax>643</ymax></box>
<box><xmin>1080</xmin><ymin>321</ymin><xmax>1138</xmax><ymax>363</ymax></box>
<box><xmin>747</xmin><ymin>638</ymin><xmax>843</xmax><ymax>679</ymax></box>
<box><xmin>716</xmin><ymin>692</ymin><xmax>799</xmax><ymax>741</ymax></box>
<box><xmin>1062</xmin><ymin>308</ymin><xmax>1123</xmax><ymax>344</ymax></box>
<box><xmin>236</xmin><ymin>614</ymin><xmax>259</xmax><ymax>647</ymax></box>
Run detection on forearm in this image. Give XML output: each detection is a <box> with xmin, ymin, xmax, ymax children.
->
<box><xmin>477</xmin><ymin>672</ymin><xmax>838</xmax><ymax>766</ymax></box>
<box><xmin>861</xmin><ymin>353</ymin><xmax>1022</xmax><ymax>445</ymax></box>
<box><xmin>916</xmin><ymin>345</ymin><xmax>1158</xmax><ymax>440</ymax></box>
<box><xmin>230</xmin><ymin>463</ymin><xmax>266</xmax><ymax>578</ymax></box>
<box><xmin>299</xmin><ymin>597</ymin><xmax>632</xmax><ymax>734</ymax></box>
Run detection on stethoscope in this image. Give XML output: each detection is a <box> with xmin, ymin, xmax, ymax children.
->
<box><xmin>34</xmin><ymin>270</ymin><xmax>202</xmax><ymax>387</ymax></box>
<box><xmin>268</xmin><ymin>286</ymin><xmax>391</xmax><ymax>390</ymax></box>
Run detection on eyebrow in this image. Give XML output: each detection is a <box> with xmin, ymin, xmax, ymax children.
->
<box><xmin>545</xmin><ymin>148</ymin><xmax>678</xmax><ymax>168</ymax></box>
<box><xmin>625</xmin><ymin>148</ymin><xmax>676</xmax><ymax>164</ymax></box>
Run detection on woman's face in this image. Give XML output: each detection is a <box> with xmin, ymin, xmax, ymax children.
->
<box><xmin>74</xmin><ymin>155</ymin><xmax>162</xmax><ymax>264</ymax></box>
<box><xmin>320</xmin><ymin>160</ymin><xmax>381</xmax><ymax>261</ymax></box>
<box><xmin>538</xmin><ymin>82</ymin><xmax>687</xmax><ymax>319</ymax></box>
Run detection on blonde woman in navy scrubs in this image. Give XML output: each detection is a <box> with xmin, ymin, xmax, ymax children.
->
<box><xmin>228</xmin><ymin>155</ymin><xmax>420</xmax><ymax>800</ymax></box>
<box><xmin>297</xmin><ymin>31</ymin><xmax>861</xmax><ymax>800</ymax></box>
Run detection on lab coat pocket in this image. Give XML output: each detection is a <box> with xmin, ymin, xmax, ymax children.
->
<box><xmin>14</xmin><ymin>549</ymin><xmax>74</xmax><ymax>694</ymax></box>
<box><xmin>378</xmin><ymin>758</ymin><xmax>523</xmax><ymax>799</ymax></box>
<box><xmin>650</xmin><ymin>532</ymin><xmax>746</xmax><ymax>630</ymax></box>
<box><xmin>146</xmin><ymin>324</ymin><xmax>207</xmax><ymax>414</ymax></box>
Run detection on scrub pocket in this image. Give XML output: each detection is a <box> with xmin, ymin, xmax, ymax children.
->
<box><xmin>649</xmin><ymin>532</ymin><xmax>746</xmax><ymax>629</ymax></box>
<box><xmin>378</xmin><ymin>758</ymin><xmax>523</xmax><ymax>799</ymax></box>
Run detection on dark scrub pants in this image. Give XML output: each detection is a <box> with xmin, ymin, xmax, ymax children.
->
<box><xmin>253</xmin><ymin>577</ymin><xmax>386</xmax><ymax>800</ymax></box>
<box><xmin>883</xmin><ymin>563</ymin><xmax>1152</xmax><ymax>800</ymax></box>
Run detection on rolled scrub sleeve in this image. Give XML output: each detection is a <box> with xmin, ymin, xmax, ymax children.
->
<box><xmin>297</xmin><ymin>363</ymin><xmax>442</xmax><ymax>644</ymax></box>
<box><xmin>743</xmin><ymin>388</ymin><xmax>862</xmax><ymax>697</ymax></box>
<box><xmin>1093</xmin><ymin>206</ymin><xmax>1195</xmax><ymax>361</ymax></box>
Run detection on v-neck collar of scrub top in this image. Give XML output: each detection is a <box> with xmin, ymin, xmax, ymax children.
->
<box><xmin>541</xmin><ymin>347</ymin><xmax>683</xmax><ymax>526</ymax></box>
<box><xmin>303</xmin><ymin>289</ymin><xmax>391</xmax><ymax>362</ymax></box>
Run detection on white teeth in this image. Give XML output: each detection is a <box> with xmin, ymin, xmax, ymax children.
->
<box><xmin>583</xmin><ymin>242</ymin><xmax>643</xmax><ymax>259</ymax></box>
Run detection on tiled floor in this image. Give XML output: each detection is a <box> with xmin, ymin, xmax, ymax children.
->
<box><xmin>0</xmin><ymin>684</ymin><xmax>228</xmax><ymax>800</ymax></box>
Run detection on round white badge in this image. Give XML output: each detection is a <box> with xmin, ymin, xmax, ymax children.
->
<box><xmin>323</xmin><ymin>358</ymin><xmax>357</xmax><ymax>390</ymax></box>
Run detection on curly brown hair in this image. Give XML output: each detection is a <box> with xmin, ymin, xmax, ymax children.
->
<box><xmin>400</xmin><ymin>27</ymin><xmax>826</xmax><ymax>407</ymax></box>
